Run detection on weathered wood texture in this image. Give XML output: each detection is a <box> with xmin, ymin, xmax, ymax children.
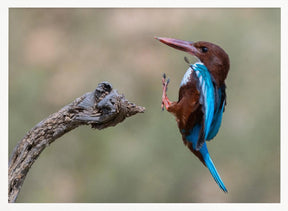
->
<box><xmin>8</xmin><ymin>82</ymin><xmax>145</xmax><ymax>203</ymax></box>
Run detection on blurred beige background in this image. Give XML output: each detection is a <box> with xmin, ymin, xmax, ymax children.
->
<box><xmin>9</xmin><ymin>8</ymin><xmax>280</xmax><ymax>202</ymax></box>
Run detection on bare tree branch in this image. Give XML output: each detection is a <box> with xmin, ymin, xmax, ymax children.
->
<box><xmin>8</xmin><ymin>82</ymin><xmax>145</xmax><ymax>203</ymax></box>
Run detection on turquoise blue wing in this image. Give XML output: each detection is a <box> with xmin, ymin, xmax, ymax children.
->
<box><xmin>207</xmin><ymin>84</ymin><xmax>226</xmax><ymax>140</ymax></box>
<box><xmin>191</xmin><ymin>62</ymin><xmax>215</xmax><ymax>150</ymax></box>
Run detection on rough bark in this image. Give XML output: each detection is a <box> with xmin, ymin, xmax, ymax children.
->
<box><xmin>8</xmin><ymin>82</ymin><xmax>145</xmax><ymax>203</ymax></box>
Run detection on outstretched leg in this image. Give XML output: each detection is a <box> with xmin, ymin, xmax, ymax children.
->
<box><xmin>161</xmin><ymin>73</ymin><xmax>172</xmax><ymax>111</ymax></box>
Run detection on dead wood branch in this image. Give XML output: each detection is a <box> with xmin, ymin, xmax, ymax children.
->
<box><xmin>8</xmin><ymin>82</ymin><xmax>145</xmax><ymax>203</ymax></box>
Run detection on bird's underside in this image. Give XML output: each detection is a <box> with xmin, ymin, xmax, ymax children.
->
<box><xmin>162</xmin><ymin>74</ymin><xmax>206</xmax><ymax>165</ymax></box>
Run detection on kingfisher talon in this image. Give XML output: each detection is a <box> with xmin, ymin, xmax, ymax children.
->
<box><xmin>161</xmin><ymin>73</ymin><xmax>172</xmax><ymax>111</ymax></box>
<box><xmin>184</xmin><ymin>56</ymin><xmax>190</xmax><ymax>64</ymax></box>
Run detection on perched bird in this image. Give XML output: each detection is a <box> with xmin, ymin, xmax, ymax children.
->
<box><xmin>156</xmin><ymin>37</ymin><xmax>230</xmax><ymax>192</ymax></box>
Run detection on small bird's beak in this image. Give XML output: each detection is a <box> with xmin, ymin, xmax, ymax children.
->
<box><xmin>155</xmin><ymin>37</ymin><xmax>197</xmax><ymax>55</ymax></box>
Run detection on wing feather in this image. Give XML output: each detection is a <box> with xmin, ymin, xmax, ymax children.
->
<box><xmin>207</xmin><ymin>84</ymin><xmax>226</xmax><ymax>140</ymax></box>
<box><xmin>191</xmin><ymin>62</ymin><xmax>215</xmax><ymax>150</ymax></box>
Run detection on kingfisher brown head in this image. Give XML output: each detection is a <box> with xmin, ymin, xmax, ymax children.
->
<box><xmin>155</xmin><ymin>37</ymin><xmax>230</xmax><ymax>86</ymax></box>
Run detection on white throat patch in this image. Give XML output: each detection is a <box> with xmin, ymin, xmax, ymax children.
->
<box><xmin>180</xmin><ymin>62</ymin><xmax>204</xmax><ymax>87</ymax></box>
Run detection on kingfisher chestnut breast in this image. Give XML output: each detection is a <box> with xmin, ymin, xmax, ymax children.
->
<box><xmin>156</xmin><ymin>37</ymin><xmax>230</xmax><ymax>192</ymax></box>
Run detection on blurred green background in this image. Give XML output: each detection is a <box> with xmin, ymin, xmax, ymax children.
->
<box><xmin>9</xmin><ymin>8</ymin><xmax>280</xmax><ymax>203</ymax></box>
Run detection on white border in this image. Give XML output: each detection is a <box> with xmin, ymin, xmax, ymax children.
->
<box><xmin>1</xmin><ymin>1</ymin><xmax>287</xmax><ymax>211</ymax></box>
<box><xmin>2</xmin><ymin>0</ymin><xmax>287</xmax><ymax>8</ymax></box>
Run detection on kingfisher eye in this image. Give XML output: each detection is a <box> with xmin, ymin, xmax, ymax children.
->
<box><xmin>201</xmin><ymin>46</ymin><xmax>208</xmax><ymax>53</ymax></box>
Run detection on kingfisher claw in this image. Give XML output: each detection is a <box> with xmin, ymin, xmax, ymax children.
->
<box><xmin>162</xmin><ymin>74</ymin><xmax>169</xmax><ymax>91</ymax></box>
<box><xmin>184</xmin><ymin>56</ymin><xmax>191</xmax><ymax>65</ymax></box>
<box><xmin>161</xmin><ymin>73</ymin><xmax>172</xmax><ymax>111</ymax></box>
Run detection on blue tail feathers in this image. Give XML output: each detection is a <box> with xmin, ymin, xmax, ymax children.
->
<box><xmin>186</xmin><ymin>125</ymin><xmax>227</xmax><ymax>192</ymax></box>
<box><xmin>200</xmin><ymin>143</ymin><xmax>228</xmax><ymax>192</ymax></box>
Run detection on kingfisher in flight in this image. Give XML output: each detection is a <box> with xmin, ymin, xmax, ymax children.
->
<box><xmin>155</xmin><ymin>37</ymin><xmax>230</xmax><ymax>192</ymax></box>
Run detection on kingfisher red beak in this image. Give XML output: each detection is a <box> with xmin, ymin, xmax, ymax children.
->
<box><xmin>155</xmin><ymin>37</ymin><xmax>197</xmax><ymax>55</ymax></box>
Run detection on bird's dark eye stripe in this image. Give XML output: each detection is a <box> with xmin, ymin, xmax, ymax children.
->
<box><xmin>201</xmin><ymin>47</ymin><xmax>208</xmax><ymax>53</ymax></box>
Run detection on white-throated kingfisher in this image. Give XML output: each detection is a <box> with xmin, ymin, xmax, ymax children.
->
<box><xmin>156</xmin><ymin>37</ymin><xmax>230</xmax><ymax>192</ymax></box>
